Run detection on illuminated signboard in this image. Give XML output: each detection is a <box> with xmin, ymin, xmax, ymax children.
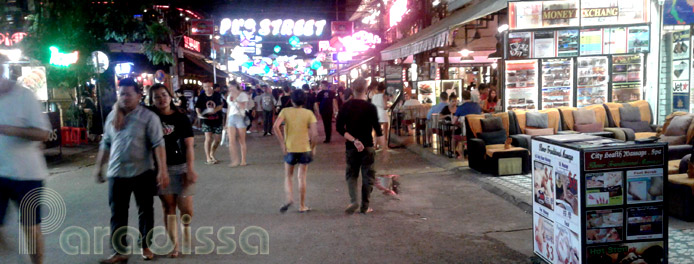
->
<box><xmin>389</xmin><ymin>0</ymin><xmax>408</xmax><ymax>27</ymax></box>
<box><xmin>0</xmin><ymin>32</ymin><xmax>27</xmax><ymax>47</ymax></box>
<box><xmin>49</xmin><ymin>46</ymin><xmax>78</xmax><ymax>67</ymax></box>
<box><xmin>184</xmin><ymin>36</ymin><xmax>200</xmax><ymax>52</ymax></box>
<box><xmin>219</xmin><ymin>18</ymin><xmax>328</xmax><ymax>37</ymax></box>
<box><xmin>339</xmin><ymin>31</ymin><xmax>382</xmax><ymax>53</ymax></box>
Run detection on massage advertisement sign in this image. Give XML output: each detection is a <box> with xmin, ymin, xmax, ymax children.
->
<box><xmin>532</xmin><ymin>139</ymin><xmax>582</xmax><ymax>264</ymax></box>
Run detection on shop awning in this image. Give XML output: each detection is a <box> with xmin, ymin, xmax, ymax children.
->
<box><xmin>380</xmin><ymin>0</ymin><xmax>507</xmax><ymax>61</ymax></box>
<box><xmin>183</xmin><ymin>54</ymin><xmax>230</xmax><ymax>79</ymax></box>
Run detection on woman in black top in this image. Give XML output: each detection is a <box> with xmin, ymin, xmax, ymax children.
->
<box><xmin>149</xmin><ymin>84</ymin><xmax>198</xmax><ymax>258</ymax></box>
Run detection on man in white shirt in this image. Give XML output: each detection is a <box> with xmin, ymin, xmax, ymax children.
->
<box><xmin>0</xmin><ymin>55</ymin><xmax>52</xmax><ymax>264</ymax></box>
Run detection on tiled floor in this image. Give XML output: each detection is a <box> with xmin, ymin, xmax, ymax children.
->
<box><xmin>483</xmin><ymin>174</ymin><xmax>694</xmax><ymax>263</ymax></box>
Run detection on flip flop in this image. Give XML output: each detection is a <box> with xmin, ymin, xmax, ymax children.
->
<box><xmin>205</xmin><ymin>160</ymin><xmax>215</xmax><ymax>165</ymax></box>
<box><xmin>299</xmin><ymin>207</ymin><xmax>312</xmax><ymax>213</ymax></box>
<box><xmin>345</xmin><ymin>203</ymin><xmax>359</xmax><ymax>214</ymax></box>
<box><xmin>280</xmin><ymin>202</ymin><xmax>293</xmax><ymax>213</ymax></box>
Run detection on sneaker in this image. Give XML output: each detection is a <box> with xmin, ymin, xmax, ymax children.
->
<box><xmin>246</xmin><ymin>130</ymin><xmax>252</xmax><ymax>134</ymax></box>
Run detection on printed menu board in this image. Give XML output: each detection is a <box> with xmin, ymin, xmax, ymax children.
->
<box><xmin>611</xmin><ymin>54</ymin><xmax>643</xmax><ymax>103</ymax></box>
<box><xmin>541</xmin><ymin>58</ymin><xmax>573</xmax><ymax>109</ymax></box>
<box><xmin>509</xmin><ymin>32</ymin><xmax>532</xmax><ymax>59</ymax></box>
<box><xmin>417</xmin><ymin>81</ymin><xmax>439</xmax><ymax>105</ymax></box>
<box><xmin>532</xmin><ymin>140</ymin><xmax>582</xmax><ymax>264</ymax></box>
<box><xmin>603</xmin><ymin>27</ymin><xmax>627</xmax><ymax>54</ymax></box>
<box><xmin>557</xmin><ymin>30</ymin><xmax>579</xmax><ymax>57</ymax></box>
<box><xmin>627</xmin><ymin>26</ymin><xmax>649</xmax><ymax>53</ymax></box>
<box><xmin>577</xmin><ymin>57</ymin><xmax>609</xmax><ymax>107</ymax></box>
<box><xmin>535</xmin><ymin>31</ymin><xmax>556</xmax><ymax>58</ymax></box>
<box><xmin>580</xmin><ymin>28</ymin><xmax>603</xmax><ymax>55</ymax></box>
<box><xmin>505</xmin><ymin>60</ymin><xmax>538</xmax><ymax>111</ymax></box>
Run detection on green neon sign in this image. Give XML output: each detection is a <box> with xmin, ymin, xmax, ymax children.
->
<box><xmin>49</xmin><ymin>46</ymin><xmax>78</xmax><ymax>66</ymax></box>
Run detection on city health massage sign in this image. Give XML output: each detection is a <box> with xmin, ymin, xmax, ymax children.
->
<box><xmin>584</xmin><ymin>147</ymin><xmax>665</xmax><ymax>171</ymax></box>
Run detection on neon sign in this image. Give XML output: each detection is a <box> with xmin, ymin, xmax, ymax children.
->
<box><xmin>0</xmin><ymin>32</ymin><xmax>27</xmax><ymax>46</ymax></box>
<box><xmin>183</xmin><ymin>36</ymin><xmax>200</xmax><ymax>52</ymax></box>
<box><xmin>220</xmin><ymin>18</ymin><xmax>327</xmax><ymax>37</ymax></box>
<box><xmin>49</xmin><ymin>46</ymin><xmax>78</xmax><ymax>67</ymax></box>
<box><xmin>339</xmin><ymin>31</ymin><xmax>382</xmax><ymax>53</ymax></box>
<box><xmin>389</xmin><ymin>0</ymin><xmax>408</xmax><ymax>27</ymax></box>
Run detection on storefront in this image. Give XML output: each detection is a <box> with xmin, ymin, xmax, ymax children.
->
<box><xmin>503</xmin><ymin>0</ymin><xmax>660</xmax><ymax>112</ymax></box>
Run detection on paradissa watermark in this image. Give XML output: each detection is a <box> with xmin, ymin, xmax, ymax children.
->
<box><xmin>19</xmin><ymin>187</ymin><xmax>269</xmax><ymax>256</ymax></box>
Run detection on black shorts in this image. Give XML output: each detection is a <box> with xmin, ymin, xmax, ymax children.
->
<box><xmin>284</xmin><ymin>152</ymin><xmax>313</xmax><ymax>165</ymax></box>
<box><xmin>0</xmin><ymin>177</ymin><xmax>44</xmax><ymax>226</ymax></box>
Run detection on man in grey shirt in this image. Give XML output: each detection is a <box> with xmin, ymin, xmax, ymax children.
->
<box><xmin>93</xmin><ymin>78</ymin><xmax>169</xmax><ymax>263</ymax></box>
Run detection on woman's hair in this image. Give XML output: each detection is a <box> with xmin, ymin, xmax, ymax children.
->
<box><xmin>487</xmin><ymin>89</ymin><xmax>498</xmax><ymax>103</ymax></box>
<box><xmin>449</xmin><ymin>93</ymin><xmax>458</xmax><ymax>102</ymax></box>
<box><xmin>229</xmin><ymin>80</ymin><xmax>241</xmax><ymax>91</ymax></box>
<box><xmin>283</xmin><ymin>85</ymin><xmax>291</xmax><ymax>93</ymax></box>
<box><xmin>148</xmin><ymin>83</ymin><xmax>182</xmax><ymax>113</ymax></box>
<box><xmin>377</xmin><ymin>82</ymin><xmax>387</xmax><ymax>92</ymax></box>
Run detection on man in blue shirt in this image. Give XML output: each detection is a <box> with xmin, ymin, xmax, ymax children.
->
<box><xmin>426</xmin><ymin>92</ymin><xmax>449</xmax><ymax>120</ymax></box>
<box><xmin>454</xmin><ymin>91</ymin><xmax>482</xmax><ymax>118</ymax></box>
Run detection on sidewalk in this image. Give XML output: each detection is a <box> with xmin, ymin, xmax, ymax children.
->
<box><xmin>391</xmin><ymin>134</ymin><xmax>694</xmax><ymax>263</ymax></box>
<box><xmin>44</xmin><ymin>143</ymin><xmax>99</xmax><ymax>165</ymax></box>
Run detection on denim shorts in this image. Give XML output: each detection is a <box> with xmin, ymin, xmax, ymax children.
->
<box><xmin>0</xmin><ymin>177</ymin><xmax>44</xmax><ymax>225</ymax></box>
<box><xmin>284</xmin><ymin>152</ymin><xmax>313</xmax><ymax>165</ymax></box>
<box><xmin>227</xmin><ymin>115</ymin><xmax>246</xmax><ymax>129</ymax></box>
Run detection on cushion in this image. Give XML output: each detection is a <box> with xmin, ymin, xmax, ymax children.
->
<box><xmin>619</xmin><ymin>106</ymin><xmax>642</xmax><ymax>122</ymax></box>
<box><xmin>526</xmin><ymin>128</ymin><xmax>554</xmax><ymax>136</ymax></box>
<box><xmin>481</xmin><ymin>117</ymin><xmax>503</xmax><ymax>132</ymax></box>
<box><xmin>621</xmin><ymin>120</ymin><xmax>652</xmax><ymax>132</ymax></box>
<box><xmin>665</xmin><ymin>115</ymin><xmax>693</xmax><ymax>136</ymax></box>
<box><xmin>479</xmin><ymin>129</ymin><xmax>507</xmax><ymax>145</ymax></box>
<box><xmin>573</xmin><ymin>109</ymin><xmax>597</xmax><ymax>125</ymax></box>
<box><xmin>526</xmin><ymin>112</ymin><xmax>549</xmax><ymax>128</ymax></box>
<box><xmin>659</xmin><ymin>135</ymin><xmax>687</xmax><ymax>145</ymax></box>
<box><xmin>575</xmin><ymin>122</ymin><xmax>603</xmax><ymax>133</ymax></box>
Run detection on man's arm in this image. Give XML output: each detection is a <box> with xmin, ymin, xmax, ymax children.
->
<box><xmin>94</xmin><ymin>148</ymin><xmax>110</xmax><ymax>183</ymax></box>
<box><xmin>0</xmin><ymin>125</ymin><xmax>50</xmax><ymax>141</ymax></box>
<box><xmin>332</xmin><ymin>98</ymin><xmax>338</xmax><ymax>113</ymax></box>
<box><xmin>272</xmin><ymin>113</ymin><xmax>286</xmax><ymax>154</ymax></box>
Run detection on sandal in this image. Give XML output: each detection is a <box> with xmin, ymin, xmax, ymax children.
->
<box><xmin>280</xmin><ymin>202</ymin><xmax>293</xmax><ymax>213</ymax></box>
<box><xmin>205</xmin><ymin>160</ymin><xmax>215</xmax><ymax>165</ymax></box>
<box><xmin>169</xmin><ymin>250</ymin><xmax>180</xmax><ymax>258</ymax></box>
<box><xmin>299</xmin><ymin>207</ymin><xmax>312</xmax><ymax>213</ymax></box>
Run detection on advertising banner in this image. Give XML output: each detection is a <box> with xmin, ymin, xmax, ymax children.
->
<box><xmin>19</xmin><ymin>66</ymin><xmax>48</xmax><ymax>101</ymax></box>
<box><xmin>532</xmin><ymin>140</ymin><xmax>582</xmax><ymax>264</ymax></box>
<box><xmin>627</xmin><ymin>26</ymin><xmax>650</xmax><ymax>53</ymax></box>
<box><xmin>535</xmin><ymin>31</ymin><xmax>556</xmax><ymax>58</ymax></box>
<box><xmin>508</xmin><ymin>32</ymin><xmax>532</xmax><ymax>59</ymax></box>
<box><xmin>663</xmin><ymin>0</ymin><xmax>694</xmax><ymax>25</ymax></box>
<box><xmin>505</xmin><ymin>60</ymin><xmax>538</xmax><ymax>111</ymax></box>
<box><xmin>611</xmin><ymin>54</ymin><xmax>643</xmax><ymax>103</ymax></box>
<box><xmin>577</xmin><ymin>56</ymin><xmax>609</xmax><ymax>107</ymax></box>
<box><xmin>584</xmin><ymin>147</ymin><xmax>665</xmax><ymax>171</ymax></box>
<box><xmin>541</xmin><ymin>58</ymin><xmax>573</xmax><ymax>108</ymax></box>
<box><xmin>557</xmin><ymin>29</ymin><xmax>579</xmax><ymax>57</ymax></box>
<box><xmin>579</xmin><ymin>28</ymin><xmax>603</xmax><ymax>55</ymax></box>
<box><xmin>671</xmin><ymin>30</ymin><xmax>690</xmax><ymax>112</ymax></box>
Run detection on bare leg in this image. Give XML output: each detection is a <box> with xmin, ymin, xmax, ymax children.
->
<box><xmin>159</xmin><ymin>195</ymin><xmax>179</xmax><ymax>256</ymax></box>
<box><xmin>204</xmin><ymin>132</ymin><xmax>213</xmax><ymax>162</ymax></box>
<box><xmin>284</xmin><ymin>163</ymin><xmax>294</xmax><ymax>205</ymax></box>
<box><xmin>210</xmin><ymin>133</ymin><xmax>222</xmax><ymax>162</ymax></box>
<box><xmin>228</xmin><ymin>127</ymin><xmax>239</xmax><ymax>167</ymax></box>
<box><xmin>22</xmin><ymin>225</ymin><xmax>43</xmax><ymax>264</ymax></box>
<box><xmin>297</xmin><ymin>164</ymin><xmax>309</xmax><ymax>210</ymax></box>
<box><xmin>381</xmin><ymin>122</ymin><xmax>389</xmax><ymax>146</ymax></box>
<box><xmin>176</xmin><ymin>195</ymin><xmax>193</xmax><ymax>254</ymax></box>
<box><xmin>238</xmin><ymin>127</ymin><xmax>247</xmax><ymax>166</ymax></box>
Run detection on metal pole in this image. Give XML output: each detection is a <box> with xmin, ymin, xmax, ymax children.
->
<box><xmin>213</xmin><ymin>62</ymin><xmax>217</xmax><ymax>84</ymax></box>
<box><xmin>95</xmin><ymin>55</ymin><xmax>105</xmax><ymax>135</ymax></box>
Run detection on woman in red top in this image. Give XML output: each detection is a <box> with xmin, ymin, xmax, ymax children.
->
<box><xmin>481</xmin><ymin>89</ymin><xmax>498</xmax><ymax>113</ymax></box>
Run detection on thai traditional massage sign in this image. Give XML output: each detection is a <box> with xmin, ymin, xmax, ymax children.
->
<box><xmin>584</xmin><ymin>147</ymin><xmax>664</xmax><ymax>171</ymax></box>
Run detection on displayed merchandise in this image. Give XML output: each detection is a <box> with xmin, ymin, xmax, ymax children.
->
<box><xmin>535</xmin><ymin>31</ymin><xmax>556</xmax><ymax>58</ymax></box>
<box><xmin>417</xmin><ymin>81</ymin><xmax>439</xmax><ymax>105</ymax></box>
<box><xmin>672</xmin><ymin>30</ymin><xmax>690</xmax><ymax>61</ymax></box>
<box><xmin>557</xmin><ymin>30</ymin><xmax>579</xmax><ymax>57</ymax></box>
<box><xmin>580</xmin><ymin>28</ymin><xmax>603</xmax><ymax>55</ymax></box>
<box><xmin>505</xmin><ymin>60</ymin><xmax>538</xmax><ymax>111</ymax></box>
<box><xmin>627</xmin><ymin>26</ymin><xmax>650</xmax><ymax>53</ymax></box>
<box><xmin>18</xmin><ymin>66</ymin><xmax>48</xmax><ymax>101</ymax></box>
<box><xmin>532</xmin><ymin>135</ymin><xmax>667</xmax><ymax>264</ymax></box>
<box><xmin>541</xmin><ymin>58</ymin><xmax>573</xmax><ymax>109</ymax></box>
<box><xmin>671</xmin><ymin>30</ymin><xmax>690</xmax><ymax>113</ymax></box>
<box><xmin>611</xmin><ymin>54</ymin><xmax>643</xmax><ymax>103</ymax></box>
<box><xmin>508</xmin><ymin>32</ymin><xmax>532</xmax><ymax>59</ymax></box>
<box><xmin>577</xmin><ymin>57</ymin><xmax>608</xmax><ymax>107</ymax></box>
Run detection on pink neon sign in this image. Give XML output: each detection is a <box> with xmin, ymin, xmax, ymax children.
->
<box><xmin>0</xmin><ymin>32</ymin><xmax>27</xmax><ymax>47</ymax></box>
<box><xmin>338</xmin><ymin>31</ymin><xmax>382</xmax><ymax>53</ymax></box>
<box><xmin>389</xmin><ymin>0</ymin><xmax>407</xmax><ymax>27</ymax></box>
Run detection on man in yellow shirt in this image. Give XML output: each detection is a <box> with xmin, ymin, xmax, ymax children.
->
<box><xmin>273</xmin><ymin>89</ymin><xmax>318</xmax><ymax>213</ymax></box>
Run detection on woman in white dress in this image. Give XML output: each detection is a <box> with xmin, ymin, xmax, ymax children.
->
<box><xmin>226</xmin><ymin>81</ymin><xmax>249</xmax><ymax>167</ymax></box>
<box><xmin>371</xmin><ymin>82</ymin><xmax>389</xmax><ymax>149</ymax></box>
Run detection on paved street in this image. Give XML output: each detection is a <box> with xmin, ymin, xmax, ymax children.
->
<box><xmin>1</xmin><ymin>130</ymin><xmax>534</xmax><ymax>264</ymax></box>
